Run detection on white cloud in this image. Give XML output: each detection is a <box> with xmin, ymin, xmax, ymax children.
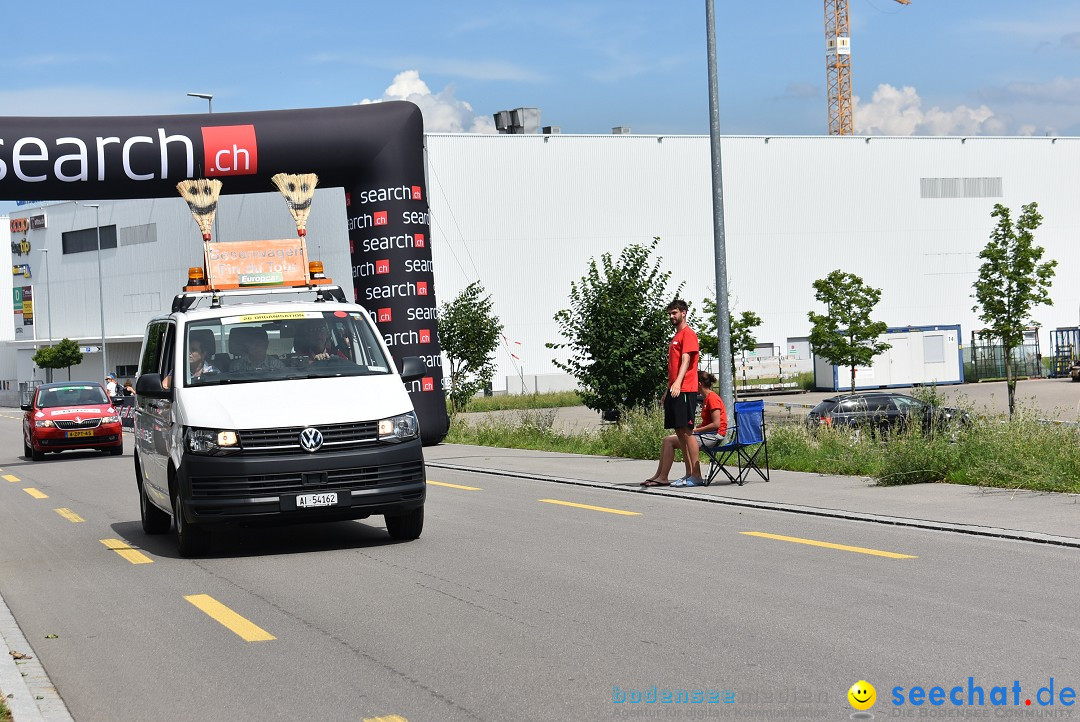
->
<box><xmin>853</xmin><ymin>83</ymin><xmax>1006</xmax><ymax>136</ymax></box>
<box><xmin>357</xmin><ymin>70</ymin><xmax>497</xmax><ymax>134</ymax></box>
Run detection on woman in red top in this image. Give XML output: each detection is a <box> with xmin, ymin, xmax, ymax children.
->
<box><xmin>643</xmin><ymin>370</ymin><xmax>728</xmax><ymax>487</ymax></box>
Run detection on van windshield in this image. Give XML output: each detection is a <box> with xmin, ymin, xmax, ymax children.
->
<box><xmin>183</xmin><ymin>310</ymin><xmax>392</xmax><ymax>387</ymax></box>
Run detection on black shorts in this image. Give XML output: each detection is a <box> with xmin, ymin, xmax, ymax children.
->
<box><xmin>663</xmin><ymin>392</ymin><xmax>697</xmax><ymax>430</ymax></box>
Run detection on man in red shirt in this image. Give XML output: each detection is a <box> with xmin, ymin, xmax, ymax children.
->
<box><xmin>643</xmin><ymin>299</ymin><xmax>700</xmax><ymax>486</ymax></box>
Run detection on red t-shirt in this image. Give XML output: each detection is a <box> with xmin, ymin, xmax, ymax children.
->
<box><xmin>668</xmin><ymin>326</ymin><xmax>699</xmax><ymax>392</ymax></box>
<box><xmin>698</xmin><ymin>390</ymin><xmax>727</xmax><ymax>437</ymax></box>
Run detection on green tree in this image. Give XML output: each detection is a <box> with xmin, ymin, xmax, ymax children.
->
<box><xmin>700</xmin><ymin>295</ymin><xmax>762</xmax><ymax>394</ymax></box>
<box><xmin>439</xmin><ymin>281</ymin><xmax>504</xmax><ymax>414</ymax></box>
<box><xmin>971</xmin><ymin>202</ymin><xmax>1057</xmax><ymax>419</ymax></box>
<box><xmin>547</xmin><ymin>238</ymin><xmax>682</xmax><ymax>418</ymax></box>
<box><xmin>32</xmin><ymin>338</ymin><xmax>84</xmax><ymax>381</ymax></box>
<box><xmin>807</xmin><ymin>270</ymin><xmax>890</xmax><ymax>394</ymax></box>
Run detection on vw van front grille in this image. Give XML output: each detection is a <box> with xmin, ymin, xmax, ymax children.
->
<box><xmin>189</xmin><ymin>459</ymin><xmax>424</xmax><ymax>498</ymax></box>
<box><xmin>237</xmin><ymin>421</ymin><xmax>380</xmax><ymax>454</ymax></box>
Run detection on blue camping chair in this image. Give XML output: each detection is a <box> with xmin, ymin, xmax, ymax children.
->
<box><xmin>696</xmin><ymin>399</ymin><xmax>770</xmax><ymax>486</ymax></box>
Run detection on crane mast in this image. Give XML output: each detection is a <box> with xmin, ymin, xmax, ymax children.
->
<box><xmin>825</xmin><ymin>0</ymin><xmax>910</xmax><ymax>136</ymax></box>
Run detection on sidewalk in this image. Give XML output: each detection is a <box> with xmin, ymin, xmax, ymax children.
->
<box><xmin>425</xmin><ymin>443</ymin><xmax>1080</xmax><ymax>547</ymax></box>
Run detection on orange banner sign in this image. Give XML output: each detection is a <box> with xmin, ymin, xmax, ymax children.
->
<box><xmin>203</xmin><ymin>239</ymin><xmax>310</xmax><ymax>289</ymax></box>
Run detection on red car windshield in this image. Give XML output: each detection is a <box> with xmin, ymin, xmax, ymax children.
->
<box><xmin>36</xmin><ymin>385</ymin><xmax>108</xmax><ymax>408</ymax></box>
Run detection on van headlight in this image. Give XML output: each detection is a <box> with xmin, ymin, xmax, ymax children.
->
<box><xmin>378</xmin><ymin>411</ymin><xmax>419</xmax><ymax>442</ymax></box>
<box><xmin>184</xmin><ymin>427</ymin><xmax>240</xmax><ymax>455</ymax></box>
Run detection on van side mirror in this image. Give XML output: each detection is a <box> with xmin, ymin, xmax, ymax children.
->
<box><xmin>135</xmin><ymin>373</ymin><xmax>173</xmax><ymax>400</ymax></box>
<box><xmin>399</xmin><ymin>356</ymin><xmax>426</xmax><ymax>383</ymax></box>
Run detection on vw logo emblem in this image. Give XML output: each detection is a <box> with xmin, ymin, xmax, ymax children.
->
<box><xmin>299</xmin><ymin>427</ymin><xmax>323</xmax><ymax>453</ymax></box>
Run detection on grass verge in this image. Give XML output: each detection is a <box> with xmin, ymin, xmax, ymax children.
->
<box><xmin>446</xmin><ymin>405</ymin><xmax>1080</xmax><ymax>493</ymax></box>
<box><xmin>456</xmin><ymin>391</ymin><xmax>583</xmax><ymax>413</ymax></box>
<box><xmin>0</xmin><ymin>692</ymin><xmax>11</xmax><ymax>722</ymax></box>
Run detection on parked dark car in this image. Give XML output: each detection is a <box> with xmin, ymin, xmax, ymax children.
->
<box><xmin>805</xmin><ymin>391</ymin><xmax>970</xmax><ymax>435</ymax></box>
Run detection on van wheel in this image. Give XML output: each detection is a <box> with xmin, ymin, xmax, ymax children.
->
<box><xmin>172</xmin><ymin>488</ymin><xmax>211</xmax><ymax>557</ymax></box>
<box><xmin>138</xmin><ymin>468</ymin><xmax>170</xmax><ymax>535</ymax></box>
<box><xmin>385</xmin><ymin>506</ymin><xmax>424</xmax><ymax>540</ymax></box>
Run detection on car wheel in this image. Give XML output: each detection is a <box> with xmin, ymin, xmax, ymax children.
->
<box><xmin>23</xmin><ymin>437</ymin><xmax>31</xmax><ymax>458</ymax></box>
<box><xmin>139</xmin><ymin>477</ymin><xmax>171</xmax><ymax>535</ymax></box>
<box><xmin>110</xmin><ymin>442</ymin><xmax>123</xmax><ymax>456</ymax></box>
<box><xmin>172</xmin><ymin>487</ymin><xmax>211</xmax><ymax>557</ymax></box>
<box><xmin>385</xmin><ymin>505</ymin><xmax>424</xmax><ymax>540</ymax></box>
<box><xmin>30</xmin><ymin>436</ymin><xmax>44</xmax><ymax>462</ymax></box>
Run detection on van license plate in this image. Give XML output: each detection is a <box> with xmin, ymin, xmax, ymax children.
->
<box><xmin>296</xmin><ymin>492</ymin><xmax>337</xmax><ymax>508</ymax></box>
<box><xmin>66</xmin><ymin>430</ymin><xmax>94</xmax><ymax>438</ymax></box>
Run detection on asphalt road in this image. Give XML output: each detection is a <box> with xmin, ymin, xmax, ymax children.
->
<box><xmin>0</xmin><ymin>411</ymin><xmax>1077</xmax><ymax>721</ymax></box>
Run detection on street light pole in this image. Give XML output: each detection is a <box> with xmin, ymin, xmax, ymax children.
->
<box><xmin>186</xmin><ymin>92</ymin><xmax>220</xmax><ymax>240</ymax></box>
<box><xmin>706</xmin><ymin>0</ymin><xmax>734</xmax><ymax>423</ymax></box>
<box><xmin>187</xmin><ymin>92</ymin><xmax>213</xmax><ymax>114</ymax></box>
<box><xmin>86</xmin><ymin>204</ymin><xmax>108</xmax><ymax>383</ymax></box>
<box><xmin>38</xmin><ymin>248</ymin><xmax>54</xmax><ymax>382</ymax></box>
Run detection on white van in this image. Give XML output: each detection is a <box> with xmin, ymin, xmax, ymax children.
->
<box><xmin>133</xmin><ymin>285</ymin><xmax>427</xmax><ymax>556</ymax></box>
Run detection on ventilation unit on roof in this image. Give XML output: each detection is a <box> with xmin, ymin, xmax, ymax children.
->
<box><xmin>612</xmin><ymin>126</ymin><xmax>631</xmax><ymax>135</ymax></box>
<box><xmin>493</xmin><ymin>108</ymin><xmax>541</xmax><ymax>134</ymax></box>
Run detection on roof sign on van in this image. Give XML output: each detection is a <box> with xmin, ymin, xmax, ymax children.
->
<box><xmin>221</xmin><ymin>311</ymin><xmax>323</xmax><ymax>324</ymax></box>
<box><xmin>205</xmin><ymin>239</ymin><xmax>309</xmax><ymax>289</ymax></box>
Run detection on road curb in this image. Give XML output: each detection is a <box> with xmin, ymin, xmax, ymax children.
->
<box><xmin>426</xmin><ymin>461</ymin><xmax>1080</xmax><ymax>549</ymax></box>
<box><xmin>0</xmin><ymin>587</ymin><xmax>74</xmax><ymax>722</ymax></box>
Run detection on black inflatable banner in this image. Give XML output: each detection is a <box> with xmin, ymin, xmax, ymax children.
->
<box><xmin>0</xmin><ymin>102</ymin><xmax>448</xmax><ymax>444</ymax></box>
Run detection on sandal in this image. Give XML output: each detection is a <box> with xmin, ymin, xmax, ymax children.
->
<box><xmin>641</xmin><ymin>479</ymin><xmax>670</xmax><ymax>487</ymax></box>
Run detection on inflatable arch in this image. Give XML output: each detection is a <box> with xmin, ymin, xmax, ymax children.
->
<box><xmin>0</xmin><ymin>102</ymin><xmax>448</xmax><ymax>444</ymax></box>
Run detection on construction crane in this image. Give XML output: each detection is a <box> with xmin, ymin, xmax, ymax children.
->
<box><xmin>825</xmin><ymin>0</ymin><xmax>910</xmax><ymax>135</ymax></box>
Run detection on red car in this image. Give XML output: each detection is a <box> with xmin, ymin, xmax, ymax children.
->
<box><xmin>22</xmin><ymin>382</ymin><xmax>123</xmax><ymax>461</ymax></box>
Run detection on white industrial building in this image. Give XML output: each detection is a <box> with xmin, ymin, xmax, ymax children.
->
<box><xmin>4</xmin><ymin>133</ymin><xmax>1079</xmax><ymax>402</ymax></box>
<box><xmin>1</xmin><ymin>191</ymin><xmax>351</xmax><ymax>405</ymax></box>
<box><xmin>424</xmin><ymin>133</ymin><xmax>1080</xmax><ymax>391</ymax></box>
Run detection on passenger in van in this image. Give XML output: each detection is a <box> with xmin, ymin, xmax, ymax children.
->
<box><xmin>232</xmin><ymin>327</ymin><xmax>285</xmax><ymax>371</ymax></box>
<box><xmin>187</xmin><ymin>337</ymin><xmax>219</xmax><ymax>380</ymax></box>
<box><xmin>294</xmin><ymin>321</ymin><xmax>343</xmax><ymax>363</ymax></box>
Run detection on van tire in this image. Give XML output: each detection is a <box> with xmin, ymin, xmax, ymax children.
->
<box><xmin>385</xmin><ymin>505</ymin><xmax>424</xmax><ymax>540</ymax></box>
<box><xmin>137</xmin><ymin>460</ymin><xmax>170</xmax><ymax>535</ymax></box>
<box><xmin>173</xmin><ymin>488</ymin><xmax>211</xmax><ymax>557</ymax></box>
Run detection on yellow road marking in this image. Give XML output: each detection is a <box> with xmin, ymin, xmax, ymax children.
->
<box><xmin>538</xmin><ymin>499</ymin><xmax>641</xmax><ymax>516</ymax></box>
<box><xmin>23</xmin><ymin>488</ymin><xmax>47</xmax><ymax>499</ymax></box>
<box><xmin>4</xmin><ymin>474</ymin><xmax>20</xmax><ymax>483</ymax></box>
<box><xmin>100</xmin><ymin>538</ymin><xmax>154</xmax><ymax>565</ymax></box>
<box><xmin>364</xmin><ymin>716</ymin><xmax>409</xmax><ymax>722</ymax></box>
<box><xmin>184</xmin><ymin>594</ymin><xmax>276</xmax><ymax>642</ymax></box>
<box><xmin>55</xmin><ymin>508</ymin><xmax>85</xmax><ymax>523</ymax></box>
<box><xmin>427</xmin><ymin>480</ymin><xmax>481</xmax><ymax>491</ymax></box>
<box><xmin>740</xmin><ymin>531</ymin><xmax>917</xmax><ymax>559</ymax></box>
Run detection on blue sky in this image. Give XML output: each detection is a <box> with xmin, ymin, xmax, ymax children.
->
<box><xmin>1</xmin><ymin>1</ymin><xmax>1078</xmax><ymax>137</ymax></box>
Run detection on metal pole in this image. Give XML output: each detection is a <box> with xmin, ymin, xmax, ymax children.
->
<box><xmin>188</xmin><ymin>93</ymin><xmax>221</xmax><ymax>239</ymax></box>
<box><xmin>41</xmin><ymin>248</ymin><xmax>53</xmax><ymax>382</ymax></box>
<box><xmin>40</xmin><ymin>249</ymin><xmax>52</xmax><ymax>345</ymax></box>
<box><xmin>88</xmin><ymin>205</ymin><xmax>107</xmax><ymax>381</ymax></box>
<box><xmin>706</xmin><ymin>0</ymin><xmax>734</xmax><ymax>422</ymax></box>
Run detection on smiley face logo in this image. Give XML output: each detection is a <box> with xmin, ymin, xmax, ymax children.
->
<box><xmin>848</xmin><ymin>680</ymin><xmax>876</xmax><ymax>711</ymax></box>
